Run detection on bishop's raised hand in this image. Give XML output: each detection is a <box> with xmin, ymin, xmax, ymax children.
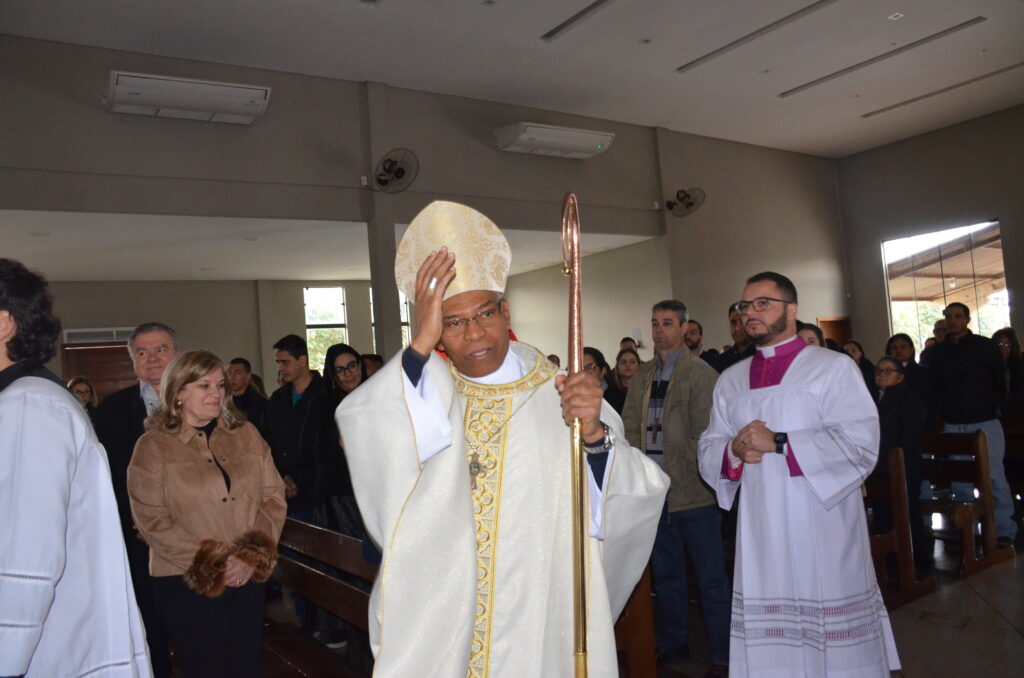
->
<box><xmin>410</xmin><ymin>247</ymin><xmax>456</xmax><ymax>357</ymax></box>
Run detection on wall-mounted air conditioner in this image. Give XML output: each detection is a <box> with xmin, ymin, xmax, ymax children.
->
<box><xmin>493</xmin><ymin>122</ymin><xmax>614</xmax><ymax>159</ymax></box>
<box><xmin>105</xmin><ymin>71</ymin><xmax>271</xmax><ymax>125</ymax></box>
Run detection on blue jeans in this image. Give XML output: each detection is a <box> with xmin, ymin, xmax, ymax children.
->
<box><xmin>944</xmin><ymin>420</ymin><xmax>1017</xmax><ymax>539</ymax></box>
<box><xmin>650</xmin><ymin>503</ymin><xmax>731</xmax><ymax>665</ymax></box>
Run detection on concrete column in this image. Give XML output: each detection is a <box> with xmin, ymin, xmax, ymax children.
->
<box><xmin>361</xmin><ymin>81</ymin><xmax>404</xmax><ymax>359</ymax></box>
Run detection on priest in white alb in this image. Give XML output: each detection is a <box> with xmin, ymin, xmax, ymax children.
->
<box><xmin>336</xmin><ymin>201</ymin><xmax>668</xmax><ymax>678</ymax></box>
<box><xmin>697</xmin><ymin>271</ymin><xmax>900</xmax><ymax>677</ymax></box>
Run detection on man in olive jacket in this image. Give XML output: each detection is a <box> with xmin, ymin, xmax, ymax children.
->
<box><xmin>622</xmin><ymin>299</ymin><xmax>730</xmax><ymax>674</ymax></box>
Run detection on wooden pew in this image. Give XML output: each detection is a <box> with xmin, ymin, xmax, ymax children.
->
<box><xmin>614</xmin><ymin>566</ymin><xmax>656</xmax><ymax>677</ymax></box>
<box><xmin>919</xmin><ymin>431</ymin><xmax>1016</xmax><ymax>576</ymax></box>
<box><xmin>864</xmin><ymin>447</ymin><xmax>936</xmax><ymax>607</ymax></box>
<box><xmin>264</xmin><ymin>518</ymin><xmax>377</xmax><ymax>678</ymax></box>
<box><xmin>267</xmin><ymin>518</ymin><xmax>658</xmax><ymax>676</ymax></box>
<box><xmin>1002</xmin><ymin>413</ymin><xmax>1024</xmax><ymax>522</ymax></box>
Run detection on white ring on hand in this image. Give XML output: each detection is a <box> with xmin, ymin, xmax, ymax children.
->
<box><xmin>428</xmin><ymin>277</ymin><xmax>438</xmax><ymax>291</ymax></box>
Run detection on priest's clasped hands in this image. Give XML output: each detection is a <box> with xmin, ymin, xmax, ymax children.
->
<box><xmin>730</xmin><ymin>420</ymin><xmax>778</xmax><ymax>463</ymax></box>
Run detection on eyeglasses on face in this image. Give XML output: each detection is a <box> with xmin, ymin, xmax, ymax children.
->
<box><xmin>441</xmin><ymin>302</ymin><xmax>502</xmax><ymax>336</ymax></box>
<box><xmin>874</xmin><ymin>368</ymin><xmax>899</xmax><ymax>376</ymax></box>
<box><xmin>72</xmin><ymin>388</ymin><xmax>93</xmax><ymax>395</ymax></box>
<box><xmin>997</xmin><ymin>341</ymin><xmax>1012</xmax><ymax>349</ymax></box>
<box><xmin>333</xmin><ymin>361</ymin><xmax>360</xmax><ymax>374</ymax></box>
<box><xmin>735</xmin><ymin>297</ymin><xmax>793</xmax><ymax>314</ymax></box>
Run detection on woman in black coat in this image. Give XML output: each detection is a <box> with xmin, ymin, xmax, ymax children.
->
<box><xmin>886</xmin><ymin>333</ymin><xmax>938</xmax><ymax>431</ymax></box>
<box><xmin>844</xmin><ymin>340</ymin><xmax>878</xmax><ymax>400</ymax></box>
<box><xmin>872</xmin><ymin>356</ymin><xmax>932</xmax><ymax>573</ymax></box>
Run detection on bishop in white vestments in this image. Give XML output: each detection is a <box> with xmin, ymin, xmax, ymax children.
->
<box><xmin>336</xmin><ymin>201</ymin><xmax>668</xmax><ymax>678</ymax></box>
<box><xmin>697</xmin><ymin>272</ymin><xmax>900</xmax><ymax>677</ymax></box>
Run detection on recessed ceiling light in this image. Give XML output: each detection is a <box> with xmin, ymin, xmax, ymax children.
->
<box><xmin>888</xmin><ymin>12</ymin><xmax>904</xmax><ymax>21</ymax></box>
<box><xmin>30</xmin><ymin>231</ymin><xmax>51</xmax><ymax>237</ymax></box>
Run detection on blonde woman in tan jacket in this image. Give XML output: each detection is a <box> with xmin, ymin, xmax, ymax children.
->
<box><xmin>128</xmin><ymin>350</ymin><xmax>287</xmax><ymax>678</ymax></box>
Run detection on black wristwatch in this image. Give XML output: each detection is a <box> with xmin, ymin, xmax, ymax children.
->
<box><xmin>774</xmin><ymin>432</ymin><xmax>788</xmax><ymax>454</ymax></box>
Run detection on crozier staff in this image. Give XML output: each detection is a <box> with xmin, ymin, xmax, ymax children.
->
<box><xmin>336</xmin><ymin>200</ymin><xmax>667</xmax><ymax>678</ymax></box>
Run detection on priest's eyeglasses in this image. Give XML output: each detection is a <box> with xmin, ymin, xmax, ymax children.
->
<box><xmin>442</xmin><ymin>303</ymin><xmax>502</xmax><ymax>336</ymax></box>
<box><xmin>735</xmin><ymin>297</ymin><xmax>793</xmax><ymax>314</ymax></box>
<box><xmin>333</xmin><ymin>361</ymin><xmax>360</xmax><ymax>374</ymax></box>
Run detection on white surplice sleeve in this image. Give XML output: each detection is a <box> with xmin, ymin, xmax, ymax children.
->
<box><xmin>402</xmin><ymin>364</ymin><xmax>453</xmax><ymax>463</ymax></box>
<box><xmin>698</xmin><ymin>376</ymin><xmax>742</xmax><ymax>510</ymax></box>
<box><xmin>0</xmin><ymin>387</ymin><xmax>77</xmax><ymax>675</ymax></box>
<box><xmin>787</xmin><ymin>356</ymin><xmax>880</xmax><ymax>510</ymax></box>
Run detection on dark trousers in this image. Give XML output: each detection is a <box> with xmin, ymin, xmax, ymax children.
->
<box><xmin>125</xmin><ymin>531</ymin><xmax>173</xmax><ymax>678</ymax></box>
<box><xmin>650</xmin><ymin>503</ymin><xmax>732</xmax><ymax>665</ymax></box>
<box><xmin>153</xmin><ymin>575</ymin><xmax>266</xmax><ymax>678</ymax></box>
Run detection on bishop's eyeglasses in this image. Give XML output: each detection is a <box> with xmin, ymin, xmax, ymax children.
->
<box><xmin>442</xmin><ymin>302</ymin><xmax>503</xmax><ymax>336</ymax></box>
<box><xmin>735</xmin><ymin>297</ymin><xmax>794</xmax><ymax>314</ymax></box>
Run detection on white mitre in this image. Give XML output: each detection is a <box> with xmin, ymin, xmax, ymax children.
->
<box><xmin>395</xmin><ymin>200</ymin><xmax>512</xmax><ymax>303</ymax></box>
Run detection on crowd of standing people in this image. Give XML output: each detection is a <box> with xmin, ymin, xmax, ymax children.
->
<box><xmin>2</xmin><ymin>240</ymin><xmax>1022</xmax><ymax>677</ymax></box>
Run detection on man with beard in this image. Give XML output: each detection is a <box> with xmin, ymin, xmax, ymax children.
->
<box><xmin>697</xmin><ymin>272</ymin><xmax>899</xmax><ymax>677</ymax></box>
<box><xmin>712</xmin><ymin>303</ymin><xmax>755</xmax><ymax>373</ymax></box>
<box><xmin>684</xmin><ymin>320</ymin><xmax>720</xmax><ymax>366</ymax></box>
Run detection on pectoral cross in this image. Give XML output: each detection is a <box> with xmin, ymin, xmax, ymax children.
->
<box><xmin>651</xmin><ymin>421</ymin><xmax>662</xmax><ymax>445</ymax></box>
<box><xmin>469</xmin><ymin>451</ymin><xmax>483</xmax><ymax>491</ymax></box>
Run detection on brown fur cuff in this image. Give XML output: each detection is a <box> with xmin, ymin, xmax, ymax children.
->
<box><xmin>233</xmin><ymin>530</ymin><xmax>277</xmax><ymax>583</ymax></box>
<box><xmin>184</xmin><ymin>539</ymin><xmax>234</xmax><ymax>597</ymax></box>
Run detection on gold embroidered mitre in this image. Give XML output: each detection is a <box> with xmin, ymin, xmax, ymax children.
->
<box><xmin>395</xmin><ymin>200</ymin><xmax>511</xmax><ymax>302</ymax></box>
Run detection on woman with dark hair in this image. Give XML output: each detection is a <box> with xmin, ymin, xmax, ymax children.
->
<box><xmin>871</xmin><ymin>356</ymin><xmax>932</xmax><ymax>573</ymax></box>
<box><xmin>796</xmin><ymin>320</ymin><xmax>825</xmax><ymax>347</ymax></box>
<box><xmin>844</xmin><ymin>340</ymin><xmax>878</xmax><ymax>399</ymax></box>
<box><xmin>1</xmin><ymin>258</ymin><xmax>151</xmax><ymax>678</ymax></box>
<box><xmin>67</xmin><ymin>374</ymin><xmax>100</xmax><ymax>426</ymax></box>
<box><xmin>604</xmin><ymin>347</ymin><xmax>640</xmax><ymax>414</ymax></box>
<box><xmin>993</xmin><ymin>327</ymin><xmax>1023</xmax><ymax>420</ymax></box>
<box><xmin>128</xmin><ymin>350</ymin><xmax>286</xmax><ymax>677</ymax></box>
<box><xmin>583</xmin><ymin>346</ymin><xmax>610</xmax><ymax>391</ymax></box>
<box><xmin>324</xmin><ymin>343</ymin><xmax>367</xmax><ymax>403</ymax></box>
<box><xmin>885</xmin><ymin>332</ymin><xmax>937</xmax><ymax>430</ymax></box>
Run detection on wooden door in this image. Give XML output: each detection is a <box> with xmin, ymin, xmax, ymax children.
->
<box><xmin>818</xmin><ymin>317</ymin><xmax>852</xmax><ymax>347</ymax></box>
<box><xmin>61</xmin><ymin>343</ymin><xmax>136</xmax><ymax>403</ymax></box>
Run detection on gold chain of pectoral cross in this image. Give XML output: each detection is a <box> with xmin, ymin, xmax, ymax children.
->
<box><xmin>465</xmin><ymin>394</ymin><xmax>535</xmax><ymax>491</ymax></box>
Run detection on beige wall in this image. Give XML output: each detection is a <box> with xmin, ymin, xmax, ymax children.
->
<box><xmin>49</xmin><ymin>279</ymin><xmax>376</xmax><ymax>383</ymax></box>
<box><xmin>837</xmin><ymin>105</ymin><xmax>1024</xmax><ymax>356</ymax></box>
<box><xmin>505</xmin><ymin>237</ymin><xmax>673</xmax><ymax>363</ymax></box>
<box><xmin>3</xmin><ymin>34</ymin><xmax>897</xmax><ymax>360</ymax></box>
<box><xmin>655</xmin><ymin>128</ymin><xmax>849</xmax><ymax>349</ymax></box>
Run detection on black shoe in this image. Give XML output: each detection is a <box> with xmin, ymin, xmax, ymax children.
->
<box><xmin>704</xmin><ymin>664</ymin><xmax>729</xmax><ymax>678</ymax></box>
<box><xmin>655</xmin><ymin>646</ymin><xmax>690</xmax><ymax>664</ymax></box>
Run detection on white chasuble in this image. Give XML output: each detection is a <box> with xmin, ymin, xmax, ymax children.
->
<box><xmin>337</xmin><ymin>342</ymin><xmax>668</xmax><ymax>678</ymax></box>
<box><xmin>698</xmin><ymin>344</ymin><xmax>900</xmax><ymax>677</ymax></box>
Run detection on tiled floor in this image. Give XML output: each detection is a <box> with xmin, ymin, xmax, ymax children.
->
<box><xmin>656</xmin><ymin>544</ymin><xmax>1022</xmax><ymax>678</ymax></box>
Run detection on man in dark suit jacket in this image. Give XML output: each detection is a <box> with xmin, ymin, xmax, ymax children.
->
<box><xmin>94</xmin><ymin>321</ymin><xmax>179</xmax><ymax>678</ymax></box>
<box><xmin>228</xmin><ymin>356</ymin><xmax>271</xmax><ymax>440</ymax></box>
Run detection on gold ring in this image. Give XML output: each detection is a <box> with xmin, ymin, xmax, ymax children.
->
<box><xmin>235</xmin><ymin>579</ymin><xmax>242</xmax><ymax>585</ymax></box>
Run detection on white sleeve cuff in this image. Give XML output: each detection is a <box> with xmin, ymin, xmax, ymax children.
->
<box><xmin>402</xmin><ymin>364</ymin><xmax>453</xmax><ymax>463</ymax></box>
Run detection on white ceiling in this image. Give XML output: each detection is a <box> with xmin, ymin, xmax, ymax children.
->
<box><xmin>2</xmin><ymin>0</ymin><xmax>1023</xmax><ymax>157</ymax></box>
<box><xmin>1</xmin><ymin>210</ymin><xmax>648</xmax><ymax>281</ymax></box>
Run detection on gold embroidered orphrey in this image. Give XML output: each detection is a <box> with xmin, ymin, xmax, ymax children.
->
<box><xmin>452</xmin><ymin>351</ymin><xmax>558</xmax><ymax>678</ymax></box>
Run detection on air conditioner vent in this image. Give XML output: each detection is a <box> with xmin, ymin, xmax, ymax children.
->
<box><xmin>105</xmin><ymin>71</ymin><xmax>271</xmax><ymax>125</ymax></box>
<box><xmin>64</xmin><ymin>327</ymin><xmax>135</xmax><ymax>344</ymax></box>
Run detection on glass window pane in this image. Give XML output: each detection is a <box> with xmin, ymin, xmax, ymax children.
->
<box><xmin>306</xmin><ymin>327</ymin><xmax>348</xmax><ymax>375</ymax></box>
<box><xmin>304</xmin><ymin>287</ymin><xmax>346</xmax><ymax>325</ymax></box>
<box><xmin>883</xmin><ymin>221</ymin><xmax>1009</xmax><ymax>345</ymax></box>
